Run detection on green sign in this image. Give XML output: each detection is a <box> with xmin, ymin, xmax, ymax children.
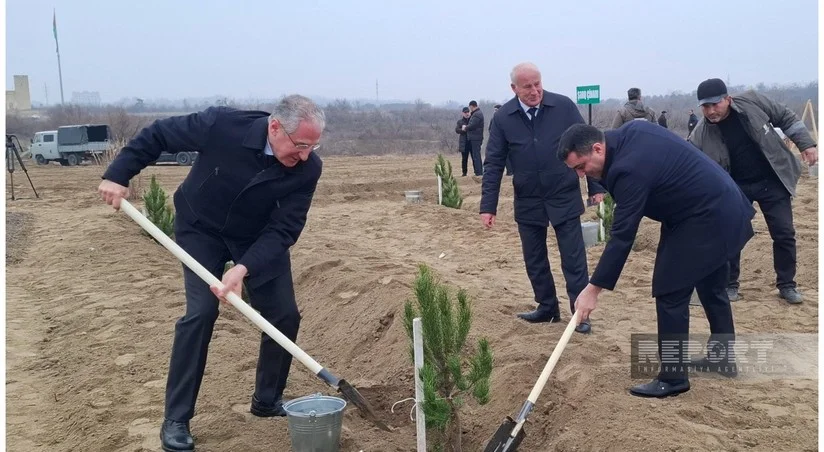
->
<box><xmin>576</xmin><ymin>85</ymin><xmax>600</xmax><ymax>104</ymax></box>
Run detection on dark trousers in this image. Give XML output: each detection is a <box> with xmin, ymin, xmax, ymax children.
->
<box><xmin>460</xmin><ymin>140</ymin><xmax>471</xmax><ymax>176</ymax></box>
<box><xmin>517</xmin><ymin>219</ymin><xmax>588</xmax><ymax>315</ymax></box>
<box><xmin>655</xmin><ymin>263</ymin><xmax>735</xmax><ymax>382</ymax></box>
<box><xmin>505</xmin><ymin>157</ymin><xmax>513</xmax><ymax>176</ymax></box>
<box><xmin>468</xmin><ymin>140</ymin><xmax>483</xmax><ymax>176</ymax></box>
<box><xmin>165</xmin><ymin>217</ymin><xmax>300</xmax><ymax>422</ymax></box>
<box><xmin>728</xmin><ymin>178</ymin><xmax>796</xmax><ymax>289</ymax></box>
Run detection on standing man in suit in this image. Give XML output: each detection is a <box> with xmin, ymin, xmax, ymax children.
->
<box><xmin>558</xmin><ymin>121</ymin><xmax>756</xmax><ymax>397</ymax></box>
<box><xmin>456</xmin><ymin>106</ymin><xmax>472</xmax><ymax>176</ymax></box>
<box><xmin>98</xmin><ymin>95</ymin><xmax>325</xmax><ymax>452</ymax></box>
<box><xmin>467</xmin><ymin>100</ymin><xmax>485</xmax><ymax>176</ymax></box>
<box><xmin>480</xmin><ymin>62</ymin><xmax>606</xmax><ymax>334</ymax></box>
<box><xmin>688</xmin><ymin>78</ymin><xmax>817</xmax><ymax>304</ymax></box>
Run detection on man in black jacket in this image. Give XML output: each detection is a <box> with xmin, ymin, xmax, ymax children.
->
<box><xmin>687</xmin><ymin>109</ymin><xmax>699</xmax><ymax>136</ymax></box>
<box><xmin>467</xmin><ymin>100</ymin><xmax>485</xmax><ymax>176</ymax></box>
<box><xmin>456</xmin><ymin>107</ymin><xmax>471</xmax><ymax>176</ymax></box>
<box><xmin>658</xmin><ymin>111</ymin><xmax>668</xmax><ymax>128</ymax></box>
<box><xmin>98</xmin><ymin>95</ymin><xmax>325</xmax><ymax>452</ymax></box>
<box><xmin>558</xmin><ymin>121</ymin><xmax>755</xmax><ymax>397</ymax></box>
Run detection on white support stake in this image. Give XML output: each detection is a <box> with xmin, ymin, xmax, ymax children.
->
<box><xmin>437</xmin><ymin>176</ymin><xmax>443</xmax><ymax>205</ymax></box>
<box><xmin>413</xmin><ymin>318</ymin><xmax>427</xmax><ymax>452</ymax></box>
<box><xmin>598</xmin><ymin>201</ymin><xmax>605</xmax><ymax>241</ymax></box>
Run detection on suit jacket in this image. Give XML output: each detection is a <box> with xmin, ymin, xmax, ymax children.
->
<box><xmin>481</xmin><ymin>91</ymin><xmax>605</xmax><ymax>226</ymax></box>
<box><xmin>103</xmin><ymin>106</ymin><xmax>322</xmax><ymax>289</ymax></box>
<box><xmin>590</xmin><ymin>121</ymin><xmax>755</xmax><ymax>296</ymax></box>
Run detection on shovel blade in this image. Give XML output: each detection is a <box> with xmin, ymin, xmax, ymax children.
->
<box><xmin>483</xmin><ymin>416</ymin><xmax>526</xmax><ymax>452</ymax></box>
<box><xmin>338</xmin><ymin>379</ymin><xmax>391</xmax><ymax>432</ymax></box>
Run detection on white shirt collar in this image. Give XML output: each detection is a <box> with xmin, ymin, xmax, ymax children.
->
<box><xmin>518</xmin><ymin>98</ymin><xmax>539</xmax><ymax>118</ymax></box>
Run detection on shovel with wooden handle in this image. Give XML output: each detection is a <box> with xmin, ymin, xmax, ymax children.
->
<box><xmin>117</xmin><ymin>199</ymin><xmax>390</xmax><ymax>432</ymax></box>
<box><xmin>483</xmin><ymin>311</ymin><xmax>580</xmax><ymax>452</ymax></box>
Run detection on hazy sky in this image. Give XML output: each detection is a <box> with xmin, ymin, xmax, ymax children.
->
<box><xmin>6</xmin><ymin>0</ymin><xmax>820</xmax><ymax>106</ymax></box>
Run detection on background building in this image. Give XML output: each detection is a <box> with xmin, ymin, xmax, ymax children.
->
<box><xmin>6</xmin><ymin>75</ymin><xmax>32</xmax><ymax>111</ymax></box>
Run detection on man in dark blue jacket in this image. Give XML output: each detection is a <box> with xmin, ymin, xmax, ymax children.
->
<box><xmin>557</xmin><ymin>121</ymin><xmax>755</xmax><ymax>397</ymax></box>
<box><xmin>98</xmin><ymin>95</ymin><xmax>325</xmax><ymax>451</ymax></box>
<box><xmin>467</xmin><ymin>100</ymin><xmax>485</xmax><ymax>176</ymax></box>
<box><xmin>481</xmin><ymin>62</ymin><xmax>606</xmax><ymax>334</ymax></box>
<box><xmin>456</xmin><ymin>107</ymin><xmax>471</xmax><ymax>176</ymax></box>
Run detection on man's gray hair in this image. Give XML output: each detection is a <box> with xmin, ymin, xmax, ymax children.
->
<box><xmin>269</xmin><ymin>95</ymin><xmax>326</xmax><ymax>133</ymax></box>
<box><xmin>510</xmin><ymin>62</ymin><xmax>541</xmax><ymax>84</ymax></box>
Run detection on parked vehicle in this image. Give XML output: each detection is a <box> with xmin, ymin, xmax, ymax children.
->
<box><xmin>150</xmin><ymin>151</ymin><xmax>198</xmax><ymax>166</ymax></box>
<box><xmin>31</xmin><ymin>124</ymin><xmax>111</xmax><ymax>166</ymax></box>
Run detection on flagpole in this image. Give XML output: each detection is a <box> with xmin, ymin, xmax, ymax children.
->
<box><xmin>53</xmin><ymin>9</ymin><xmax>65</xmax><ymax>105</ymax></box>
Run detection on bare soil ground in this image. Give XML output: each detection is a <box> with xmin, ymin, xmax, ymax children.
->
<box><xmin>5</xmin><ymin>154</ymin><xmax>818</xmax><ymax>451</ymax></box>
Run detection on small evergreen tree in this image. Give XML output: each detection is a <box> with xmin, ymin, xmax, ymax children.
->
<box><xmin>434</xmin><ymin>154</ymin><xmax>463</xmax><ymax>209</ymax></box>
<box><xmin>596</xmin><ymin>193</ymin><xmax>616</xmax><ymax>242</ymax></box>
<box><xmin>403</xmin><ymin>264</ymin><xmax>493</xmax><ymax>452</ymax></box>
<box><xmin>143</xmin><ymin>175</ymin><xmax>175</xmax><ymax>238</ymax></box>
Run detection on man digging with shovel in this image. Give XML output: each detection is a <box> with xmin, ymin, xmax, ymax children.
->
<box><xmin>99</xmin><ymin>95</ymin><xmax>325</xmax><ymax>451</ymax></box>
<box><xmin>557</xmin><ymin>121</ymin><xmax>755</xmax><ymax>397</ymax></box>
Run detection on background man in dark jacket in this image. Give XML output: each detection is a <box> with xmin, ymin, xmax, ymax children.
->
<box><xmin>456</xmin><ymin>106</ymin><xmax>471</xmax><ymax>176</ymax></box>
<box><xmin>467</xmin><ymin>100</ymin><xmax>485</xmax><ymax>176</ymax></box>
<box><xmin>98</xmin><ymin>95</ymin><xmax>325</xmax><ymax>452</ymax></box>
<box><xmin>481</xmin><ymin>62</ymin><xmax>606</xmax><ymax>334</ymax></box>
<box><xmin>658</xmin><ymin>111</ymin><xmax>668</xmax><ymax>128</ymax></box>
<box><xmin>558</xmin><ymin>121</ymin><xmax>755</xmax><ymax>397</ymax></box>
<box><xmin>687</xmin><ymin>109</ymin><xmax>699</xmax><ymax>136</ymax></box>
<box><xmin>688</xmin><ymin>78</ymin><xmax>818</xmax><ymax>304</ymax></box>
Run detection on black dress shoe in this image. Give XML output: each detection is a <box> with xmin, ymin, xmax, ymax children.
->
<box><xmin>629</xmin><ymin>379</ymin><xmax>690</xmax><ymax>398</ymax></box>
<box><xmin>160</xmin><ymin>419</ymin><xmax>194</xmax><ymax>452</ymax></box>
<box><xmin>779</xmin><ymin>287</ymin><xmax>803</xmax><ymax>304</ymax></box>
<box><xmin>250</xmin><ymin>396</ymin><xmax>288</xmax><ymax>417</ymax></box>
<box><xmin>516</xmin><ymin>309</ymin><xmax>561</xmax><ymax>323</ymax></box>
<box><xmin>689</xmin><ymin>356</ymin><xmax>738</xmax><ymax>378</ymax></box>
<box><xmin>575</xmin><ymin>319</ymin><xmax>592</xmax><ymax>334</ymax></box>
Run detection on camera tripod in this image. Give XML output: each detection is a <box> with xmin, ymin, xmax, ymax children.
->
<box><xmin>6</xmin><ymin>134</ymin><xmax>39</xmax><ymax>200</ymax></box>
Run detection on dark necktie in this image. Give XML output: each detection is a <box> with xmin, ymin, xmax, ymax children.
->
<box><xmin>527</xmin><ymin>107</ymin><xmax>537</xmax><ymax>120</ymax></box>
<box><xmin>263</xmin><ymin>154</ymin><xmax>276</xmax><ymax>168</ymax></box>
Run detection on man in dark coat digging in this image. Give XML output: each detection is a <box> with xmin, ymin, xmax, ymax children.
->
<box><xmin>557</xmin><ymin>121</ymin><xmax>755</xmax><ymax>397</ymax></box>
<box><xmin>98</xmin><ymin>95</ymin><xmax>324</xmax><ymax>451</ymax></box>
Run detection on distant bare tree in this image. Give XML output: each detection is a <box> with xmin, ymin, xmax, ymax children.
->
<box><xmin>46</xmin><ymin>104</ymin><xmax>95</xmax><ymax>127</ymax></box>
<box><xmin>106</xmin><ymin>107</ymin><xmax>151</xmax><ymax>141</ymax></box>
<box><xmin>6</xmin><ymin>82</ymin><xmax>816</xmax><ymax>159</ymax></box>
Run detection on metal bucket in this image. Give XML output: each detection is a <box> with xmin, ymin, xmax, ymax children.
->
<box><xmin>581</xmin><ymin>221</ymin><xmax>599</xmax><ymax>247</ymax></box>
<box><xmin>405</xmin><ymin>190</ymin><xmax>422</xmax><ymax>203</ymax></box>
<box><xmin>283</xmin><ymin>393</ymin><xmax>347</xmax><ymax>452</ymax></box>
